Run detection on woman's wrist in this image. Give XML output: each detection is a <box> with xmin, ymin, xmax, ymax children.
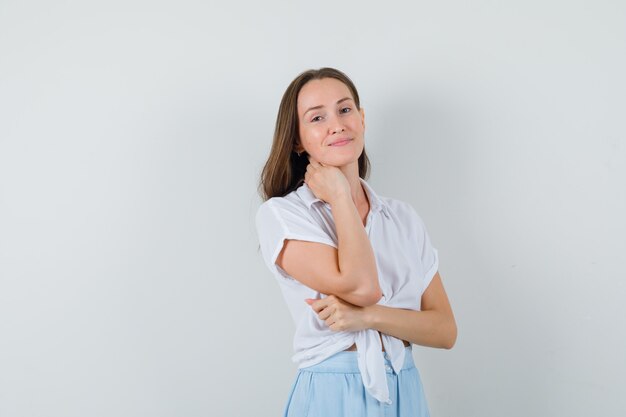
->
<box><xmin>363</xmin><ymin>304</ymin><xmax>381</xmax><ymax>329</ymax></box>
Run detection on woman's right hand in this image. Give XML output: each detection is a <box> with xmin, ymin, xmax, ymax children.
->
<box><xmin>305</xmin><ymin>155</ymin><xmax>351</xmax><ymax>205</ymax></box>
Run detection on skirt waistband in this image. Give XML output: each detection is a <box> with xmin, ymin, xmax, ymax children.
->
<box><xmin>300</xmin><ymin>345</ymin><xmax>414</xmax><ymax>374</ymax></box>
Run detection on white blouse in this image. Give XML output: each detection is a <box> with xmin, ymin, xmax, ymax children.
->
<box><xmin>255</xmin><ymin>177</ymin><xmax>439</xmax><ymax>405</ymax></box>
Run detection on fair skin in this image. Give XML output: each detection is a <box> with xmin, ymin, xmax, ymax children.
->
<box><xmin>294</xmin><ymin>77</ymin><xmax>369</xmax><ymax>212</ymax></box>
<box><xmin>293</xmin><ymin>77</ymin><xmax>457</xmax><ymax>350</ymax></box>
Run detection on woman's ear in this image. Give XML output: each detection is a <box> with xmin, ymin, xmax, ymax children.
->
<box><xmin>360</xmin><ymin>107</ymin><xmax>365</xmax><ymax>128</ymax></box>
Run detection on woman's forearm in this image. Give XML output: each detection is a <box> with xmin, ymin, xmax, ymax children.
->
<box><xmin>329</xmin><ymin>192</ymin><xmax>382</xmax><ymax>304</ymax></box>
<box><xmin>364</xmin><ymin>304</ymin><xmax>457</xmax><ymax>349</ymax></box>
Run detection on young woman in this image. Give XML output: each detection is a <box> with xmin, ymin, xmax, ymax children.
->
<box><xmin>256</xmin><ymin>67</ymin><xmax>457</xmax><ymax>417</ymax></box>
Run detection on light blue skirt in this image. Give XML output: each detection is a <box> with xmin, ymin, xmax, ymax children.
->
<box><xmin>283</xmin><ymin>346</ymin><xmax>430</xmax><ymax>417</ymax></box>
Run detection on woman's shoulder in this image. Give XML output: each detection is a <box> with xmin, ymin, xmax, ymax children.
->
<box><xmin>256</xmin><ymin>188</ymin><xmax>314</xmax><ymax>226</ymax></box>
<box><xmin>258</xmin><ymin>190</ymin><xmax>307</xmax><ymax>212</ymax></box>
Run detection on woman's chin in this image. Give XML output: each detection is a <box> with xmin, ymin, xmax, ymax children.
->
<box><xmin>320</xmin><ymin>156</ymin><xmax>360</xmax><ymax>168</ymax></box>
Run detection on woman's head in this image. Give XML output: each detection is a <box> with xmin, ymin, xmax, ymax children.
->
<box><xmin>259</xmin><ymin>67</ymin><xmax>371</xmax><ymax>201</ymax></box>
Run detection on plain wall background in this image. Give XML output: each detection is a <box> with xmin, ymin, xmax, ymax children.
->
<box><xmin>1</xmin><ymin>1</ymin><xmax>625</xmax><ymax>416</ymax></box>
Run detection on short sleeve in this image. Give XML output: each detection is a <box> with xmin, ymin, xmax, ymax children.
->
<box><xmin>255</xmin><ymin>199</ymin><xmax>337</xmax><ymax>281</ymax></box>
<box><xmin>406</xmin><ymin>204</ymin><xmax>439</xmax><ymax>291</ymax></box>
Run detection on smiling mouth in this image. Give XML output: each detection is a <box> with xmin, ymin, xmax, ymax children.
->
<box><xmin>329</xmin><ymin>139</ymin><xmax>353</xmax><ymax>146</ymax></box>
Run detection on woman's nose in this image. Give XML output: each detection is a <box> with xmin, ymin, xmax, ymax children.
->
<box><xmin>328</xmin><ymin>116</ymin><xmax>345</xmax><ymax>134</ymax></box>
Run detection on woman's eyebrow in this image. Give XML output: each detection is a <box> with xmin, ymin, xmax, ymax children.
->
<box><xmin>303</xmin><ymin>97</ymin><xmax>353</xmax><ymax>117</ymax></box>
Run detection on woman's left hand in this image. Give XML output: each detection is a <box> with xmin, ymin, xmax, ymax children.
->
<box><xmin>305</xmin><ymin>295</ymin><xmax>369</xmax><ymax>332</ymax></box>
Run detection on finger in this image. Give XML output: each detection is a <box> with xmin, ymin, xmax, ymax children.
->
<box><xmin>310</xmin><ymin>297</ymin><xmax>329</xmax><ymax>313</ymax></box>
<box><xmin>311</xmin><ymin>301</ymin><xmax>326</xmax><ymax>314</ymax></box>
<box><xmin>318</xmin><ymin>305</ymin><xmax>334</xmax><ymax>320</ymax></box>
<box><xmin>328</xmin><ymin>322</ymin><xmax>341</xmax><ymax>332</ymax></box>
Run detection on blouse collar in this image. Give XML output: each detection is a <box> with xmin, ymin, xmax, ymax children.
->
<box><xmin>296</xmin><ymin>177</ymin><xmax>390</xmax><ymax>218</ymax></box>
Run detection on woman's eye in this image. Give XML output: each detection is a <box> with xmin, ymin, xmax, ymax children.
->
<box><xmin>311</xmin><ymin>116</ymin><xmax>322</xmax><ymax>122</ymax></box>
<box><xmin>341</xmin><ymin>107</ymin><xmax>351</xmax><ymax>113</ymax></box>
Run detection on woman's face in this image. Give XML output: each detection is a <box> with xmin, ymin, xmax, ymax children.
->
<box><xmin>296</xmin><ymin>77</ymin><xmax>365</xmax><ymax>167</ymax></box>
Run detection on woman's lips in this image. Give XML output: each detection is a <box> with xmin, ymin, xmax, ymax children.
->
<box><xmin>330</xmin><ymin>139</ymin><xmax>352</xmax><ymax>146</ymax></box>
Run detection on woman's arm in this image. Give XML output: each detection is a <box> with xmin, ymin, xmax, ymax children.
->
<box><xmin>277</xmin><ymin>191</ymin><xmax>382</xmax><ymax>307</ymax></box>
<box><xmin>329</xmin><ymin>191</ymin><xmax>382</xmax><ymax>301</ymax></box>
<box><xmin>363</xmin><ymin>272</ymin><xmax>457</xmax><ymax>349</ymax></box>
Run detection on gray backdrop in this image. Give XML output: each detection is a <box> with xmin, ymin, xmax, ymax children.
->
<box><xmin>1</xmin><ymin>1</ymin><xmax>624</xmax><ymax>416</ymax></box>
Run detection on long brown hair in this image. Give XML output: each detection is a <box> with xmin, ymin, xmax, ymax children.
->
<box><xmin>257</xmin><ymin>67</ymin><xmax>371</xmax><ymax>202</ymax></box>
